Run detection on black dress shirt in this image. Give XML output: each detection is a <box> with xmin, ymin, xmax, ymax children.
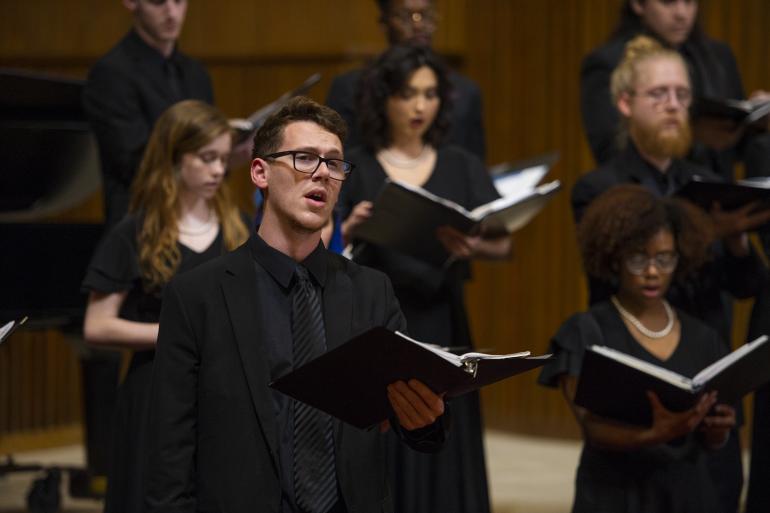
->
<box><xmin>248</xmin><ymin>235</ymin><xmax>446</xmax><ymax>513</ymax></box>
<box><xmin>249</xmin><ymin>235</ymin><xmax>333</xmax><ymax>513</ymax></box>
<box><xmin>83</xmin><ymin>30</ymin><xmax>214</xmax><ymax>227</ymax></box>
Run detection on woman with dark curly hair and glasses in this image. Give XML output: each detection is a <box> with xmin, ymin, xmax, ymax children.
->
<box><xmin>539</xmin><ymin>184</ymin><xmax>736</xmax><ymax>513</ymax></box>
<box><xmin>339</xmin><ymin>44</ymin><xmax>510</xmax><ymax>513</ymax></box>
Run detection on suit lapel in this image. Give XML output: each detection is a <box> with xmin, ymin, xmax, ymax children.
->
<box><xmin>221</xmin><ymin>246</ymin><xmax>280</xmax><ymax>472</ymax></box>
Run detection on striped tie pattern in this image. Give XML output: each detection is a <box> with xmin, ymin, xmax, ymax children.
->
<box><xmin>291</xmin><ymin>265</ymin><xmax>338</xmax><ymax>513</ymax></box>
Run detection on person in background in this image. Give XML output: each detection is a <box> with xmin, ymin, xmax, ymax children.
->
<box><xmin>81</xmin><ymin>2</ymin><xmax>212</xmax><ymax>487</ymax></box>
<box><xmin>326</xmin><ymin>0</ymin><xmax>486</xmax><ymax>160</ymax></box>
<box><xmin>572</xmin><ymin>35</ymin><xmax>770</xmax><ymax>513</ymax></box>
<box><xmin>581</xmin><ymin>0</ymin><xmax>770</xmax><ymax>182</ymax></box>
<box><xmin>540</xmin><ymin>184</ymin><xmax>736</xmax><ymax>513</ymax></box>
<box><xmin>82</xmin><ymin>100</ymin><xmax>249</xmax><ymax>513</ymax></box>
<box><xmin>84</xmin><ymin>0</ymin><xmax>213</xmax><ymax>228</ymax></box>
<box><xmin>340</xmin><ymin>45</ymin><xmax>510</xmax><ymax>513</ymax></box>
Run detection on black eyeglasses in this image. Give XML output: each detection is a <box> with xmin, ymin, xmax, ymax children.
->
<box><xmin>262</xmin><ymin>150</ymin><xmax>354</xmax><ymax>181</ymax></box>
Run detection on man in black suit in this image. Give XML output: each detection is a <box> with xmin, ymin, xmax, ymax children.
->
<box><xmin>144</xmin><ymin>97</ymin><xmax>447</xmax><ymax>513</ymax></box>
<box><xmin>326</xmin><ymin>0</ymin><xmax>485</xmax><ymax>159</ymax></box>
<box><xmin>83</xmin><ymin>0</ymin><xmax>213</xmax><ymax>228</ymax></box>
<box><xmin>572</xmin><ymin>37</ymin><xmax>769</xmax><ymax>513</ymax></box>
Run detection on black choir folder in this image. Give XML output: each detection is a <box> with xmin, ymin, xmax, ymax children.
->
<box><xmin>676</xmin><ymin>175</ymin><xmax>770</xmax><ymax>213</ymax></box>
<box><xmin>694</xmin><ymin>96</ymin><xmax>770</xmax><ymax>126</ymax></box>
<box><xmin>270</xmin><ymin>327</ymin><xmax>552</xmax><ymax>429</ymax></box>
<box><xmin>350</xmin><ymin>178</ymin><xmax>561</xmax><ymax>267</ymax></box>
<box><xmin>574</xmin><ymin>335</ymin><xmax>770</xmax><ymax>427</ymax></box>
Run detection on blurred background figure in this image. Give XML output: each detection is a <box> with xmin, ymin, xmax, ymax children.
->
<box><xmin>326</xmin><ymin>0</ymin><xmax>486</xmax><ymax>160</ymax></box>
<box><xmin>581</xmin><ymin>0</ymin><xmax>770</xmax><ymax>182</ymax></box>
<box><xmin>340</xmin><ymin>44</ymin><xmax>510</xmax><ymax>513</ymax></box>
<box><xmin>81</xmin><ymin>100</ymin><xmax>248</xmax><ymax>513</ymax></box>
<box><xmin>541</xmin><ymin>184</ymin><xmax>735</xmax><ymax>513</ymax></box>
<box><xmin>573</xmin><ymin>35</ymin><xmax>770</xmax><ymax>513</ymax></box>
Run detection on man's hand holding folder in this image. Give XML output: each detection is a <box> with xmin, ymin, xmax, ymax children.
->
<box><xmin>383</xmin><ymin>379</ymin><xmax>446</xmax><ymax>433</ymax></box>
<box><xmin>270</xmin><ymin>327</ymin><xmax>550</xmax><ymax>429</ymax></box>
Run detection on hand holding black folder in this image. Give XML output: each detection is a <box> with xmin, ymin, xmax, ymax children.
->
<box><xmin>270</xmin><ymin>327</ymin><xmax>552</xmax><ymax>429</ymax></box>
<box><xmin>574</xmin><ymin>335</ymin><xmax>770</xmax><ymax>426</ymax></box>
<box><xmin>349</xmin><ymin>179</ymin><xmax>560</xmax><ymax>267</ymax></box>
<box><xmin>676</xmin><ymin>175</ymin><xmax>770</xmax><ymax>212</ymax></box>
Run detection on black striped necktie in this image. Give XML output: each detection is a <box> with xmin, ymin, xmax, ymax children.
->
<box><xmin>291</xmin><ymin>265</ymin><xmax>338</xmax><ymax>513</ymax></box>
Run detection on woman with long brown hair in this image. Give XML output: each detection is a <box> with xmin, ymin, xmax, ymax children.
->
<box><xmin>82</xmin><ymin>99</ymin><xmax>249</xmax><ymax>513</ymax></box>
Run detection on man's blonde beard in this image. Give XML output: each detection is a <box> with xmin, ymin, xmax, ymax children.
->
<box><xmin>631</xmin><ymin>117</ymin><xmax>693</xmax><ymax>160</ymax></box>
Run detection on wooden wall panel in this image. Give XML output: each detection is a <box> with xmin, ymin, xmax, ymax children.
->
<box><xmin>2</xmin><ymin>0</ymin><xmax>770</xmax><ymax>452</ymax></box>
<box><xmin>464</xmin><ymin>0</ymin><xmax>770</xmax><ymax>437</ymax></box>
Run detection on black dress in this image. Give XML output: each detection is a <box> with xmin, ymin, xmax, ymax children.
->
<box><xmin>340</xmin><ymin>145</ymin><xmax>497</xmax><ymax>513</ymax></box>
<box><xmin>81</xmin><ymin>214</ymin><xmax>228</xmax><ymax>513</ymax></box>
<box><xmin>539</xmin><ymin>301</ymin><xmax>727</xmax><ymax>513</ymax></box>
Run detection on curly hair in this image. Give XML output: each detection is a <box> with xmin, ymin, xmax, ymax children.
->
<box><xmin>130</xmin><ymin>100</ymin><xmax>249</xmax><ymax>292</ymax></box>
<box><xmin>356</xmin><ymin>44</ymin><xmax>452</xmax><ymax>151</ymax></box>
<box><xmin>578</xmin><ymin>184</ymin><xmax>713</xmax><ymax>284</ymax></box>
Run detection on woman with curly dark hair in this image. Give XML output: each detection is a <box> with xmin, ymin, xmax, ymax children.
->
<box><xmin>339</xmin><ymin>44</ymin><xmax>510</xmax><ymax>513</ymax></box>
<box><xmin>539</xmin><ymin>184</ymin><xmax>736</xmax><ymax>513</ymax></box>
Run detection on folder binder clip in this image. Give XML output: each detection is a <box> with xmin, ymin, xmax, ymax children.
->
<box><xmin>462</xmin><ymin>359</ymin><xmax>479</xmax><ymax>378</ymax></box>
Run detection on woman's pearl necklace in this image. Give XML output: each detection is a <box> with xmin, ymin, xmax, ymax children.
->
<box><xmin>379</xmin><ymin>146</ymin><xmax>430</xmax><ymax>169</ymax></box>
<box><xmin>611</xmin><ymin>295</ymin><xmax>675</xmax><ymax>339</ymax></box>
<box><xmin>178</xmin><ymin>210</ymin><xmax>215</xmax><ymax>236</ymax></box>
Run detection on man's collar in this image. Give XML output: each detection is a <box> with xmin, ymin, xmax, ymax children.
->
<box><xmin>621</xmin><ymin>141</ymin><xmax>676</xmax><ymax>178</ymax></box>
<box><xmin>248</xmin><ymin>234</ymin><xmax>328</xmax><ymax>288</ymax></box>
<box><xmin>126</xmin><ymin>29</ymin><xmax>179</xmax><ymax>63</ymax></box>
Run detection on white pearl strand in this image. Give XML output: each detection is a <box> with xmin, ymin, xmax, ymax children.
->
<box><xmin>178</xmin><ymin>209</ymin><xmax>216</xmax><ymax>236</ymax></box>
<box><xmin>379</xmin><ymin>145</ymin><xmax>429</xmax><ymax>169</ymax></box>
<box><xmin>611</xmin><ymin>295</ymin><xmax>675</xmax><ymax>339</ymax></box>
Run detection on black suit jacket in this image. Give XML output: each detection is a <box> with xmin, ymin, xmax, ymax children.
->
<box><xmin>572</xmin><ymin>144</ymin><xmax>767</xmax><ymax>343</ymax></box>
<box><xmin>326</xmin><ymin>68</ymin><xmax>486</xmax><ymax>160</ymax></box>
<box><xmin>144</xmin><ymin>238</ymin><xmax>442</xmax><ymax>513</ymax></box>
<box><xmin>580</xmin><ymin>31</ymin><xmax>745</xmax><ymax>180</ymax></box>
<box><xmin>83</xmin><ymin>30</ymin><xmax>213</xmax><ymax>227</ymax></box>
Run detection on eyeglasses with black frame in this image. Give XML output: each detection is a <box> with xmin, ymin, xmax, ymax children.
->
<box><xmin>261</xmin><ymin>150</ymin><xmax>354</xmax><ymax>181</ymax></box>
<box><xmin>623</xmin><ymin>251</ymin><xmax>679</xmax><ymax>276</ymax></box>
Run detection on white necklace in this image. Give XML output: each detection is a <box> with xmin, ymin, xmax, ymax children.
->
<box><xmin>379</xmin><ymin>146</ymin><xmax>430</xmax><ymax>169</ymax></box>
<box><xmin>178</xmin><ymin>210</ymin><xmax>215</xmax><ymax>236</ymax></box>
<box><xmin>611</xmin><ymin>296</ymin><xmax>675</xmax><ymax>339</ymax></box>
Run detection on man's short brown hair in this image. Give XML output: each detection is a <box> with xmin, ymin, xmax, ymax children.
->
<box><xmin>251</xmin><ymin>96</ymin><xmax>347</xmax><ymax>159</ymax></box>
